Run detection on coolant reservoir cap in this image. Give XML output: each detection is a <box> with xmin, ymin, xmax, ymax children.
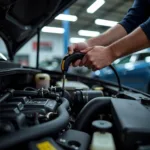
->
<box><xmin>92</xmin><ymin>120</ymin><xmax>112</xmax><ymax>132</ymax></box>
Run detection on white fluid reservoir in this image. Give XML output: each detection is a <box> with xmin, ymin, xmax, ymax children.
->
<box><xmin>90</xmin><ymin>132</ymin><xmax>116</xmax><ymax>150</ymax></box>
<box><xmin>35</xmin><ymin>73</ymin><xmax>50</xmax><ymax>89</ymax></box>
<box><xmin>90</xmin><ymin>120</ymin><xmax>116</xmax><ymax>150</ymax></box>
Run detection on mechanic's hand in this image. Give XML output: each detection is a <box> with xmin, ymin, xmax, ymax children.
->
<box><xmin>68</xmin><ymin>42</ymin><xmax>90</xmax><ymax>66</ymax></box>
<box><xmin>78</xmin><ymin>46</ymin><xmax>115</xmax><ymax>71</ymax></box>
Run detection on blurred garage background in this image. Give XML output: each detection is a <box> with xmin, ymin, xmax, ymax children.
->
<box><xmin>1</xmin><ymin>0</ymin><xmax>150</xmax><ymax>93</ymax></box>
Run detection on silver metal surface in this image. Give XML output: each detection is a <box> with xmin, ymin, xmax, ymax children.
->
<box><xmin>62</xmin><ymin>74</ymin><xmax>66</xmax><ymax>95</ymax></box>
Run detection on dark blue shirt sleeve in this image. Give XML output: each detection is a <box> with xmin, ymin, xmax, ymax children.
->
<box><xmin>141</xmin><ymin>17</ymin><xmax>150</xmax><ymax>40</ymax></box>
<box><xmin>119</xmin><ymin>0</ymin><xmax>150</xmax><ymax>39</ymax></box>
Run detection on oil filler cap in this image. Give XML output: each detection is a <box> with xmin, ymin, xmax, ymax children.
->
<box><xmin>92</xmin><ymin>120</ymin><xmax>112</xmax><ymax>132</ymax></box>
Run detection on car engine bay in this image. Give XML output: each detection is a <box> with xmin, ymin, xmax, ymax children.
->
<box><xmin>0</xmin><ymin>65</ymin><xmax>150</xmax><ymax>150</ymax></box>
<box><xmin>1</xmin><ymin>0</ymin><xmax>150</xmax><ymax>149</ymax></box>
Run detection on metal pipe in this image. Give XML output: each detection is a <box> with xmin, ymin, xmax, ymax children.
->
<box><xmin>36</xmin><ymin>28</ymin><xmax>40</xmax><ymax>69</ymax></box>
<box><xmin>0</xmin><ymin>89</ymin><xmax>14</xmax><ymax>103</ymax></box>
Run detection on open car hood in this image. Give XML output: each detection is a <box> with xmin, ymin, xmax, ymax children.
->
<box><xmin>0</xmin><ymin>0</ymin><xmax>76</xmax><ymax>59</ymax></box>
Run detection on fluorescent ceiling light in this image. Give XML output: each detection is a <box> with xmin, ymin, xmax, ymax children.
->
<box><xmin>78</xmin><ymin>30</ymin><xmax>100</xmax><ymax>37</ymax></box>
<box><xmin>70</xmin><ymin>37</ymin><xmax>86</xmax><ymax>43</ymax></box>
<box><xmin>87</xmin><ymin>0</ymin><xmax>105</xmax><ymax>14</ymax></box>
<box><xmin>55</xmin><ymin>14</ymin><xmax>78</xmax><ymax>22</ymax></box>
<box><xmin>95</xmin><ymin>19</ymin><xmax>118</xmax><ymax>27</ymax></box>
<box><xmin>42</xmin><ymin>26</ymin><xmax>65</xmax><ymax>34</ymax></box>
<box><xmin>0</xmin><ymin>53</ymin><xmax>7</xmax><ymax>60</ymax></box>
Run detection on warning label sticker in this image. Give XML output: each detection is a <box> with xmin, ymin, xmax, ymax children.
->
<box><xmin>36</xmin><ymin>141</ymin><xmax>56</xmax><ymax>150</ymax></box>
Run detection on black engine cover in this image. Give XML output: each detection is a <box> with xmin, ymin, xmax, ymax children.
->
<box><xmin>111</xmin><ymin>99</ymin><xmax>150</xmax><ymax>150</ymax></box>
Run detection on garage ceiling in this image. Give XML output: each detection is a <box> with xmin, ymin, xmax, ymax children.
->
<box><xmin>49</xmin><ymin>0</ymin><xmax>134</xmax><ymax>37</ymax></box>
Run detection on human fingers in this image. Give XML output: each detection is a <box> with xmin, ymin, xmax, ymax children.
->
<box><xmin>68</xmin><ymin>44</ymin><xmax>77</xmax><ymax>54</ymax></box>
<box><xmin>72</xmin><ymin>59</ymin><xmax>81</xmax><ymax>67</ymax></box>
<box><xmin>80</xmin><ymin>47</ymin><xmax>93</xmax><ymax>66</ymax></box>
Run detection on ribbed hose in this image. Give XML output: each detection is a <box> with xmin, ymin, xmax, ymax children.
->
<box><xmin>74</xmin><ymin>97</ymin><xmax>111</xmax><ymax>132</ymax></box>
<box><xmin>0</xmin><ymin>98</ymin><xmax>69</xmax><ymax>150</ymax></box>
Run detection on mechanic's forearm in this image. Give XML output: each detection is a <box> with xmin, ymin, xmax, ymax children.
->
<box><xmin>87</xmin><ymin>24</ymin><xmax>127</xmax><ymax>47</ymax></box>
<box><xmin>109</xmin><ymin>27</ymin><xmax>150</xmax><ymax>59</ymax></box>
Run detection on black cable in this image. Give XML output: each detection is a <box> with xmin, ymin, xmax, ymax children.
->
<box><xmin>109</xmin><ymin>65</ymin><xmax>123</xmax><ymax>92</ymax></box>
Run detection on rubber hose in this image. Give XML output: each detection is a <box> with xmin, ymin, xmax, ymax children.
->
<box><xmin>14</xmin><ymin>90</ymin><xmax>59</xmax><ymax>99</ymax></box>
<box><xmin>0</xmin><ymin>98</ymin><xmax>69</xmax><ymax>150</ymax></box>
<box><xmin>63</xmin><ymin>90</ymin><xmax>72</xmax><ymax>104</ymax></box>
<box><xmin>74</xmin><ymin>97</ymin><xmax>111</xmax><ymax>132</ymax></box>
<box><xmin>13</xmin><ymin>90</ymin><xmax>38</xmax><ymax>97</ymax></box>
